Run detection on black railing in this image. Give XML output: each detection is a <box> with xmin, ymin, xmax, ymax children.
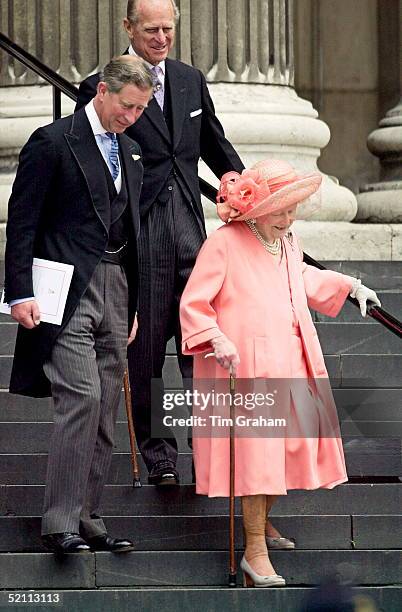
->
<box><xmin>0</xmin><ymin>31</ymin><xmax>78</xmax><ymax>121</ymax></box>
<box><xmin>1</xmin><ymin>31</ymin><xmax>401</xmax><ymax>338</ymax></box>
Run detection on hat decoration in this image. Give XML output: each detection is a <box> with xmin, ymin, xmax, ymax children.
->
<box><xmin>216</xmin><ymin>159</ymin><xmax>322</xmax><ymax>223</ymax></box>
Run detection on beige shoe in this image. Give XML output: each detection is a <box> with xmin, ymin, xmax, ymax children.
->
<box><xmin>241</xmin><ymin>495</ymin><xmax>286</xmax><ymax>588</ymax></box>
<box><xmin>240</xmin><ymin>556</ymin><xmax>286</xmax><ymax>588</ymax></box>
<box><xmin>266</xmin><ymin>536</ymin><xmax>295</xmax><ymax>550</ymax></box>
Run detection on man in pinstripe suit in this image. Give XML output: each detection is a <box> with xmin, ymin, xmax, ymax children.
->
<box><xmin>76</xmin><ymin>0</ymin><xmax>245</xmax><ymax>486</ymax></box>
<box><xmin>5</xmin><ymin>56</ymin><xmax>153</xmax><ymax>554</ymax></box>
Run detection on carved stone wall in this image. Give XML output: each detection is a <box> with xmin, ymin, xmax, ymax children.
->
<box><xmin>0</xmin><ymin>0</ymin><xmax>127</xmax><ymax>84</ymax></box>
<box><xmin>0</xmin><ymin>0</ymin><xmax>294</xmax><ymax>86</ymax></box>
<box><xmin>187</xmin><ymin>0</ymin><xmax>294</xmax><ymax>85</ymax></box>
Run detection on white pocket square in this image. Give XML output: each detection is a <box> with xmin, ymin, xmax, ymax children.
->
<box><xmin>132</xmin><ymin>154</ymin><xmax>141</xmax><ymax>161</ymax></box>
<box><xmin>190</xmin><ymin>109</ymin><xmax>202</xmax><ymax>118</ymax></box>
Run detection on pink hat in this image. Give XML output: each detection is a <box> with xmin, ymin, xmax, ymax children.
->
<box><xmin>216</xmin><ymin>159</ymin><xmax>322</xmax><ymax>223</ymax></box>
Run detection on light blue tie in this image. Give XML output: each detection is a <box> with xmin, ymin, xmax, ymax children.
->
<box><xmin>106</xmin><ymin>132</ymin><xmax>120</xmax><ymax>181</ymax></box>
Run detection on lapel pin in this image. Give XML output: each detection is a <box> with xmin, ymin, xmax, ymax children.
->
<box><xmin>132</xmin><ymin>154</ymin><xmax>141</xmax><ymax>161</ymax></box>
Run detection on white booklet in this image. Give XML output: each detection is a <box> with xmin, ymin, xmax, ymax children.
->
<box><xmin>0</xmin><ymin>258</ymin><xmax>74</xmax><ymax>326</ymax></box>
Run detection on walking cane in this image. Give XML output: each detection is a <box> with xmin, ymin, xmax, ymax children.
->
<box><xmin>205</xmin><ymin>353</ymin><xmax>237</xmax><ymax>587</ymax></box>
<box><xmin>228</xmin><ymin>364</ymin><xmax>237</xmax><ymax>587</ymax></box>
<box><xmin>123</xmin><ymin>369</ymin><xmax>142</xmax><ymax>488</ymax></box>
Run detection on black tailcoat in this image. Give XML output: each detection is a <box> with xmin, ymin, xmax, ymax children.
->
<box><xmin>5</xmin><ymin>108</ymin><xmax>142</xmax><ymax>397</ymax></box>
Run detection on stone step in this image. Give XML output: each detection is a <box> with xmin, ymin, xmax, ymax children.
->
<box><xmin>0</xmin><ymin>515</ymin><xmax>350</xmax><ymax>552</ymax></box>
<box><xmin>2</xmin><ymin>484</ymin><xmax>401</xmax><ymax>517</ymax></box>
<box><xmin>0</xmin><ymin>310</ymin><xmax>402</xmax><ymax>356</ymax></box>
<box><xmin>0</xmin><ymin>453</ymin><xmax>172</xmax><ymax>485</ymax></box>
<box><xmin>1</xmin><ymin>293</ymin><xmax>400</xmax><ymax>327</ymax></box>
<box><xmin>316</xmin><ymin>322</ymin><xmax>402</xmax><ymax>354</ymax></box>
<box><xmin>321</xmin><ymin>261</ymin><xmax>402</xmax><ymax>291</ymax></box>
<box><xmin>1</xmin><ymin>434</ymin><xmax>400</xmax><ymax>484</ymax></box>
<box><xmin>2</xmin><ymin>319</ymin><xmax>402</xmax><ymax>355</ymax></box>
<box><xmin>1</xmin><ymin>388</ymin><xmax>400</xmax><ymax>422</ymax></box>
<box><xmin>314</xmin><ymin>291</ymin><xmax>402</xmax><ymax>323</ymax></box>
<box><xmin>0</xmin><ymin>390</ymin><xmax>53</xmax><ymax>420</ymax></box>
<box><xmin>0</xmin><ymin>452</ymin><xmax>192</xmax><ymax>485</ymax></box>
<box><xmin>0</xmin><ymin>587</ymin><xmax>401</xmax><ymax>612</ymax></box>
<box><xmin>0</xmin><ymin>550</ymin><xmax>400</xmax><ymax>589</ymax></box>
<box><xmin>2</xmin><ymin>353</ymin><xmax>401</xmax><ymax>390</ymax></box>
<box><xmin>0</xmin><ymin>322</ymin><xmax>16</xmax><ymax>354</ymax></box>
<box><xmin>0</xmin><ymin>418</ymin><xmax>400</xmax><ymax>460</ymax></box>
<box><xmin>0</xmin><ymin>422</ymin><xmax>190</xmax><ymax>454</ymax></box>
<box><xmin>336</xmin><ymin>354</ymin><xmax>402</xmax><ymax>388</ymax></box>
<box><xmin>0</xmin><ymin>356</ymin><xmax>12</xmax><ymax>389</ymax></box>
<box><xmin>342</xmin><ymin>437</ymin><xmax>401</xmax><ymax>477</ymax></box>
<box><xmin>1</xmin><ymin>514</ymin><xmax>401</xmax><ymax>553</ymax></box>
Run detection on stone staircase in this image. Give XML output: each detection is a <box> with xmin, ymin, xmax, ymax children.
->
<box><xmin>0</xmin><ymin>261</ymin><xmax>401</xmax><ymax>611</ymax></box>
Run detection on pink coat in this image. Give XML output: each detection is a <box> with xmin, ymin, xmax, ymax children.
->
<box><xmin>180</xmin><ymin>222</ymin><xmax>352</xmax><ymax>496</ymax></box>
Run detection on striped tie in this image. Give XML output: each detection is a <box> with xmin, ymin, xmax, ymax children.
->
<box><xmin>106</xmin><ymin>132</ymin><xmax>120</xmax><ymax>181</ymax></box>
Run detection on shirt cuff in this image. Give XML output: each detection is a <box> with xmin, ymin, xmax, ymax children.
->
<box><xmin>8</xmin><ymin>297</ymin><xmax>35</xmax><ymax>307</ymax></box>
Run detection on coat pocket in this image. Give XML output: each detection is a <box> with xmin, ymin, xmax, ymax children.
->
<box><xmin>305</xmin><ymin>330</ymin><xmax>327</xmax><ymax>377</ymax></box>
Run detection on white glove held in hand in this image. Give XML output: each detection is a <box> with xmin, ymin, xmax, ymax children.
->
<box><xmin>350</xmin><ymin>278</ymin><xmax>381</xmax><ymax>317</ymax></box>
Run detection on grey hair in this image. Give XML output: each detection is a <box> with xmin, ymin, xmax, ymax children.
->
<box><xmin>100</xmin><ymin>55</ymin><xmax>154</xmax><ymax>93</ymax></box>
<box><xmin>127</xmin><ymin>0</ymin><xmax>180</xmax><ymax>24</ymax></box>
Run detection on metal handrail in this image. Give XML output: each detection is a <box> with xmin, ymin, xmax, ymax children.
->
<box><xmin>0</xmin><ymin>32</ymin><xmax>77</xmax><ymax>99</ymax></box>
<box><xmin>0</xmin><ymin>31</ymin><xmax>77</xmax><ymax>121</ymax></box>
<box><xmin>1</xmin><ymin>32</ymin><xmax>401</xmax><ymax>339</ymax></box>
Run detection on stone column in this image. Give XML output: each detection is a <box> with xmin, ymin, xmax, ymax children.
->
<box><xmin>184</xmin><ymin>0</ymin><xmax>357</xmax><ymax>227</ymax></box>
<box><xmin>356</xmin><ymin>0</ymin><xmax>402</xmax><ymax>223</ymax></box>
<box><xmin>3</xmin><ymin>0</ymin><xmax>389</xmax><ymax>259</ymax></box>
<box><xmin>0</xmin><ymin>0</ymin><xmax>128</xmax><ymax>254</ymax></box>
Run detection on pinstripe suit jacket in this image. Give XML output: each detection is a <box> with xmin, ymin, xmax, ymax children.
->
<box><xmin>5</xmin><ymin>108</ymin><xmax>142</xmax><ymax>397</ymax></box>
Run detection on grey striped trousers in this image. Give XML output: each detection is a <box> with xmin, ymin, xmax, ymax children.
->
<box><xmin>42</xmin><ymin>262</ymin><xmax>128</xmax><ymax>537</ymax></box>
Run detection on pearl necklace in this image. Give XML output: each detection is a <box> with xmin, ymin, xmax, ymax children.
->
<box><xmin>246</xmin><ymin>220</ymin><xmax>282</xmax><ymax>255</ymax></box>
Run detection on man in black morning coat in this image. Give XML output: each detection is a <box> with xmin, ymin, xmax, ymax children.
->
<box><xmin>76</xmin><ymin>0</ymin><xmax>245</xmax><ymax>485</ymax></box>
<box><xmin>4</xmin><ymin>56</ymin><xmax>153</xmax><ymax>554</ymax></box>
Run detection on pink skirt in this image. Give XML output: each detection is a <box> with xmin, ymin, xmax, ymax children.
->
<box><xmin>193</xmin><ymin>328</ymin><xmax>348</xmax><ymax>497</ymax></box>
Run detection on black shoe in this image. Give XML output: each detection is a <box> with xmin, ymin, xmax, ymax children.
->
<box><xmin>42</xmin><ymin>532</ymin><xmax>90</xmax><ymax>554</ymax></box>
<box><xmin>87</xmin><ymin>533</ymin><xmax>134</xmax><ymax>553</ymax></box>
<box><xmin>148</xmin><ymin>460</ymin><xmax>179</xmax><ymax>485</ymax></box>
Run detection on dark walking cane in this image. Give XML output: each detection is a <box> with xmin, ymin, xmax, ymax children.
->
<box><xmin>205</xmin><ymin>353</ymin><xmax>237</xmax><ymax>586</ymax></box>
<box><xmin>123</xmin><ymin>370</ymin><xmax>142</xmax><ymax>488</ymax></box>
<box><xmin>228</xmin><ymin>365</ymin><xmax>237</xmax><ymax>587</ymax></box>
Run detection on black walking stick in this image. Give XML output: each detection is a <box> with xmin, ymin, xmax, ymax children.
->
<box><xmin>123</xmin><ymin>370</ymin><xmax>142</xmax><ymax>488</ymax></box>
<box><xmin>228</xmin><ymin>365</ymin><xmax>237</xmax><ymax>587</ymax></box>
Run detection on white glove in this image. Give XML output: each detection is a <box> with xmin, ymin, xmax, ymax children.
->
<box><xmin>350</xmin><ymin>278</ymin><xmax>381</xmax><ymax>317</ymax></box>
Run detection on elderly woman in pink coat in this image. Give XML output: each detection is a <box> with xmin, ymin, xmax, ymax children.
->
<box><xmin>179</xmin><ymin>160</ymin><xmax>380</xmax><ymax>588</ymax></box>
